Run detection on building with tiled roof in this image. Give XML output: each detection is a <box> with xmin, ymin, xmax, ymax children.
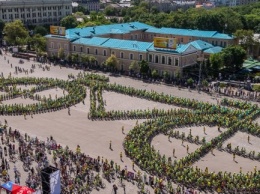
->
<box><xmin>46</xmin><ymin>22</ymin><xmax>236</xmax><ymax>77</ymax></box>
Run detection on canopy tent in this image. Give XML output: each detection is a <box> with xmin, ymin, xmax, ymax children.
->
<box><xmin>11</xmin><ymin>186</ymin><xmax>35</xmax><ymax>194</ymax></box>
<box><xmin>1</xmin><ymin>181</ymin><xmax>21</xmax><ymax>192</ymax></box>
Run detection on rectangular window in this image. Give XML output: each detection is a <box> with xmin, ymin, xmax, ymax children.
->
<box><xmin>162</xmin><ymin>56</ymin><xmax>165</xmax><ymax>64</ymax></box>
<box><xmin>149</xmin><ymin>54</ymin><xmax>153</xmax><ymax>62</ymax></box>
<box><xmin>168</xmin><ymin>57</ymin><xmax>172</xmax><ymax>65</ymax></box>
<box><xmin>130</xmin><ymin>53</ymin><xmax>133</xmax><ymax>60</ymax></box>
<box><xmin>120</xmin><ymin>52</ymin><xmax>124</xmax><ymax>58</ymax></box>
<box><xmin>87</xmin><ymin>48</ymin><xmax>90</xmax><ymax>54</ymax></box>
<box><xmin>95</xmin><ymin>49</ymin><xmax>98</xmax><ymax>55</ymax></box>
<box><xmin>80</xmin><ymin>47</ymin><xmax>83</xmax><ymax>52</ymax></box>
<box><xmin>175</xmin><ymin>58</ymin><xmax>179</xmax><ymax>66</ymax></box>
<box><xmin>73</xmin><ymin>46</ymin><xmax>76</xmax><ymax>51</ymax></box>
<box><xmin>103</xmin><ymin>50</ymin><xmax>107</xmax><ymax>56</ymax></box>
<box><xmin>155</xmin><ymin>55</ymin><xmax>159</xmax><ymax>63</ymax></box>
<box><xmin>139</xmin><ymin>54</ymin><xmax>143</xmax><ymax>61</ymax></box>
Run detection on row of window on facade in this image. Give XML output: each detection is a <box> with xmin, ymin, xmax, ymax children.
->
<box><xmin>51</xmin><ymin>43</ymin><xmax>180</xmax><ymax>66</ymax></box>
<box><xmin>148</xmin><ymin>54</ymin><xmax>179</xmax><ymax>66</ymax></box>
<box><xmin>1</xmin><ymin>6</ymin><xmax>70</xmax><ymax>13</ymax></box>
<box><xmin>2</xmin><ymin>12</ymin><xmax>64</xmax><ymax>19</ymax></box>
<box><xmin>3</xmin><ymin>16</ymin><xmax>62</xmax><ymax>23</ymax></box>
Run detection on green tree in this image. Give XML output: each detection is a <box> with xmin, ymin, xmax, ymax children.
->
<box><xmin>221</xmin><ymin>45</ymin><xmax>247</xmax><ymax>72</ymax></box>
<box><xmin>129</xmin><ymin>61</ymin><xmax>140</xmax><ymax>73</ymax></box>
<box><xmin>34</xmin><ymin>26</ymin><xmax>48</xmax><ymax>36</ymax></box>
<box><xmin>76</xmin><ymin>6</ymin><xmax>87</xmax><ymax>14</ymax></box>
<box><xmin>163</xmin><ymin>71</ymin><xmax>170</xmax><ymax>81</ymax></box>
<box><xmin>71</xmin><ymin>53</ymin><xmax>79</xmax><ymax>63</ymax></box>
<box><xmin>234</xmin><ymin>29</ymin><xmax>254</xmax><ymax>54</ymax></box>
<box><xmin>202</xmin><ymin>79</ymin><xmax>209</xmax><ymax>88</ymax></box>
<box><xmin>80</xmin><ymin>54</ymin><xmax>89</xmax><ymax>66</ymax></box>
<box><xmin>139</xmin><ymin>60</ymin><xmax>149</xmax><ymax>75</ymax></box>
<box><xmin>105</xmin><ymin>54</ymin><xmax>118</xmax><ymax>70</ymax></box>
<box><xmin>58</xmin><ymin>48</ymin><xmax>65</xmax><ymax>60</ymax></box>
<box><xmin>187</xmin><ymin>78</ymin><xmax>194</xmax><ymax>86</ymax></box>
<box><xmin>104</xmin><ymin>6</ymin><xmax>117</xmax><ymax>16</ymax></box>
<box><xmin>151</xmin><ymin>69</ymin><xmax>159</xmax><ymax>78</ymax></box>
<box><xmin>61</xmin><ymin>15</ymin><xmax>78</xmax><ymax>29</ymax></box>
<box><xmin>89</xmin><ymin>55</ymin><xmax>97</xmax><ymax>66</ymax></box>
<box><xmin>209</xmin><ymin>53</ymin><xmax>223</xmax><ymax>77</ymax></box>
<box><xmin>3</xmin><ymin>20</ymin><xmax>29</xmax><ymax>45</ymax></box>
<box><xmin>30</xmin><ymin>34</ymin><xmax>46</xmax><ymax>54</ymax></box>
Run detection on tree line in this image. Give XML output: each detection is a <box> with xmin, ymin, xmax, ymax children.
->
<box><xmin>104</xmin><ymin>1</ymin><xmax>260</xmax><ymax>34</ymax></box>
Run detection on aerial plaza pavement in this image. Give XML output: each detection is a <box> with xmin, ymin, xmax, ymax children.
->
<box><xmin>0</xmin><ymin>52</ymin><xmax>260</xmax><ymax>193</ymax></box>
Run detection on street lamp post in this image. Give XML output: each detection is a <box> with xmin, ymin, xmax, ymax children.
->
<box><xmin>197</xmin><ymin>57</ymin><xmax>204</xmax><ymax>92</ymax></box>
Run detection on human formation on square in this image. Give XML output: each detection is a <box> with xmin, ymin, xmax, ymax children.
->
<box><xmin>0</xmin><ymin>73</ymin><xmax>260</xmax><ymax>193</ymax></box>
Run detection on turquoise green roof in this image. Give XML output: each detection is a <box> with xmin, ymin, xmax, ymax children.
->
<box><xmin>46</xmin><ymin>22</ymin><xmax>234</xmax><ymax>41</ymax></box>
<box><xmin>146</xmin><ymin>27</ymin><xmax>233</xmax><ymax>40</ymax></box>
<box><xmin>73</xmin><ymin>37</ymin><xmax>153</xmax><ymax>52</ymax></box>
<box><xmin>243</xmin><ymin>61</ymin><xmax>260</xmax><ymax>69</ymax></box>
<box><xmin>65</xmin><ymin>22</ymin><xmax>153</xmax><ymax>39</ymax></box>
<box><xmin>73</xmin><ymin>37</ymin><xmax>196</xmax><ymax>53</ymax></box>
<box><xmin>187</xmin><ymin>40</ymin><xmax>213</xmax><ymax>50</ymax></box>
<box><xmin>73</xmin><ymin>37</ymin><xmax>109</xmax><ymax>46</ymax></box>
<box><xmin>101</xmin><ymin>39</ymin><xmax>153</xmax><ymax>52</ymax></box>
<box><xmin>204</xmin><ymin>46</ymin><xmax>223</xmax><ymax>54</ymax></box>
<box><xmin>148</xmin><ymin>43</ymin><xmax>195</xmax><ymax>54</ymax></box>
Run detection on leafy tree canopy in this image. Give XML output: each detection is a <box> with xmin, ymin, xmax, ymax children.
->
<box><xmin>3</xmin><ymin>20</ymin><xmax>29</xmax><ymax>45</ymax></box>
<box><xmin>221</xmin><ymin>45</ymin><xmax>247</xmax><ymax>72</ymax></box>
<box><xmin>61</xmin><ymin>15</ymin><xmax>78</xmax><ymax>29</ymax></box>
<box><xmin>34</xmin><ymin>26</ymin><xmax>48</xmax><ymax>36</ymax></box>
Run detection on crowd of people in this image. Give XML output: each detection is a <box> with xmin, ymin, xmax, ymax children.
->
<box><xmin>1</xmin><ymin>51</ymin><xmax>260</xmax><ymax>193</ymax></box>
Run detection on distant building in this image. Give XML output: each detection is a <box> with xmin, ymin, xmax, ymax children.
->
<box><xmin>213</xmin><ymin>0</ymin><xmax>258</xmax><ymax>6</ymax></box>
<box><xmin>46</xmin><ymin>22</ymin><xmax>235</xmax><ymax>77</ymax></box>
<box><xmin>73</xmin><ymin>0</ymin><xmax>100</xmax><ymax>12</ymax></box>
<box><xmin>0</xmin><ymin>0</ymin><xmax>72</xmax><ymax>25</ymax></box>
<box><xmin>195</xmin><ymin>2</ymin><xmax>215</xmax><ymax>9</ymax></box>
<box><xmin>146</xmin><ymin>0</ymin><xmax>195</xmax><ymax>12</ymax></box>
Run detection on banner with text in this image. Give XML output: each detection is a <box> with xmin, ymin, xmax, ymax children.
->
<box><xmin>154</xmin><ymin>37</ymin><xmax>177</xmax><ymax>49</ymax></box>
<box><xmin>50</xmin><ymin>26</ymin><xmax>66</xmax><ymax>36</ymax></box>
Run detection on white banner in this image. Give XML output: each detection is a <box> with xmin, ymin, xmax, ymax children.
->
<box><xmin>50</xmin><ymin>170</ymin><xmax>61</xmax><ymax>194</ymax></box>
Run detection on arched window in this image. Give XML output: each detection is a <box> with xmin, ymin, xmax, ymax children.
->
<box><xmin>162</xmin><ymin>56</ymin><xmax>165</xmax><ymax>64</ymax></box>
<box><xmin>168</xmin><ymin>57</ymin><xmax>172</xmax><ymax>65</ymax></box>
<box><xmin>175</xmin><ymin>58</ymin><xmax>179</xmax><ymax>66</ymax></box>
<box><xmin>155</xmin><ymin>55</ymin><xmax>159</xmax><ymax>63</ymax></box>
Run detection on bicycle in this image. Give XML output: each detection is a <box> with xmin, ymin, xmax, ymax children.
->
<box><xmin>117</xmin><ymin>177</ymin><xmax>125</xmax><ymax>187</ymax></box>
